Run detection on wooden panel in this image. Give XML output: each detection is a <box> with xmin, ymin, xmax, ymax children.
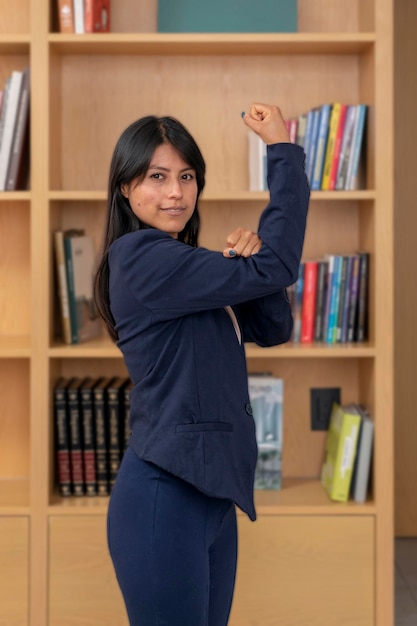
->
<box><xmin>48</xmin><ymin>516</ymin><xmax>128</xmax><ymax>625</ymax></box>
<box><xmin>0</xmin><ymin>360</ymin><xmax>30</xmax><ymax>478</ymax></box>
<box><xmin>0</xmin><ymin>517</ymin><xmax>29</xmax><ymax>625</ymax></box>
<box><xmin>0</xmin><ymin>0</ymin><xmax>30</xmax><ymax>34</ymax></box>
<box><xmin>230</xmin><ymin>515</ymin><xmax>375</xmax><ymax>626</ymax></box>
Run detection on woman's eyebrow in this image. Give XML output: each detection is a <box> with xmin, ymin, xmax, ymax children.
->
<box><xmin>148</xmin><ymin>164</ymin><xmax>194</xmax><ymax>172</ymax></box>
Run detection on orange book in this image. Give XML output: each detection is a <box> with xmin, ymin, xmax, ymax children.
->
<box><xmin>301</xmin><ymin>261</ymin><xmax>318</xmax><ymax>343</ymax></box>
<box><xmin>57</xmin><ymin>0</ymin><xmax>74</xmax><ymax>33</ymax></box>
<box><xmin>85</xmin><ymin>0</ymin><xmax>111</xmax><ymax>32</ymax></box>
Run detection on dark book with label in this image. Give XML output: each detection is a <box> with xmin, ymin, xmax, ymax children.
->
<box><xmin>93</xmin><ymin>377</ymin><xmax>114</xmax><ymax>496</ymax></box>
<box><xmin>66</xmin><ymin>378</ymin><xmax>86</xmax><ymax>496</ymax></box>
<box><xmin>53</xmin><ymin>377</ymin><xmax>73</xmax><ymax>497</ymax></box>
<box><xmin>80</xmin><ymin>377</ymin><xmax>102</xmax><ymax>496</ymax></box>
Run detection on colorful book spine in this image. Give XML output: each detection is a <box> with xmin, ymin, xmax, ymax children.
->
<box><xmin>311</xmin><ymin>104</ymin><xmax>331</xmax><ymax>191</ymax></box>
<box><xmin>57</xmin><ymin>0</ymin><xmax>74</xmax><ymax>33</ymax></box>
<box><xmin>5</xmin><ymin>67</ymin><xmax>30</xmax><ymax>191</ymax></box>
<box><xmin>314</xmin><ymin>259</ymin><xmax>328</xmax><ymax>342</ymax></box>
<box><xmin>335</xmin><ymin>105</ymin><xmax>357</xmax><ymax>190</ymax></box>
<box><xmin>0</xmin><ymin>70</ymin><xmax>23</xmax><ymax>191</ymax></box>
<box><xmin>346</xmin><ymin>104</ymin><xmax>367</xmax><ymax>190</ymax></box>
<box><xmin>328</xmin><ymin>104</ymin><xmax>348</xmax><ymax>190</ymax></box>
<box><xmin>321</xmin><ymin>103</ymin><xmax>342</xmax><ymax>190</ymax></box>
<box><xmin>300</xmin><ymin>261</ymin><xmax>318</xmax><ymax>343</ymax></box>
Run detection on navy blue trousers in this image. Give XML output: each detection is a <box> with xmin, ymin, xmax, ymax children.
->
<box><xmin>107</xmin><ymin>446</ymin><xmax>238</xmax><ymax>626</ymax></box>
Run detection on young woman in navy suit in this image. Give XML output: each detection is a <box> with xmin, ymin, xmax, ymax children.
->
<box><xmin>94</xmin><ymin>103</ymin><xmax>309</xmax><ymax>625</ymax></box>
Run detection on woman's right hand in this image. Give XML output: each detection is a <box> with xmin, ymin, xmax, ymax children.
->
<box><xmin>242</xmin><ymin>103</ymin><xmax>290</xmax><ymax>145</ymax></box>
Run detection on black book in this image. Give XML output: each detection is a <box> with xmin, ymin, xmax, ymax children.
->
<box><xmin>93</xmin><ymin>377</ymin><xmax>115</xmax><ymax>496</ymax></box>
<box><xmin>53</xmin><ymin>377</ymin><xmax>74</xmax><ymax>497</ymax></box>
<box><xmin>80</xmin><ymin>377</ymin><xmax>103</xmax><ymax>496</ymax></box>
<box><xmin>67</xmin><ymin>377</ymin><xmax>86</xmax><ymax>496</ymax></box>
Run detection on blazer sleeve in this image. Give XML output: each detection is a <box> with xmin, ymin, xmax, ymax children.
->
<box><xmin>236</xmin><ymin>290</ymin><xmax>293</xmax><ymax>347</ymax></box>
<box><xmin>109</xmin><ymin>143</ymin><xmax>309</xmax><ymax>322</ymax></box>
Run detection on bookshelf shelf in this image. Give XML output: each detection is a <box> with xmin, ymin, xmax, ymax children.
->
<box><xmin>0</xmin><ymin>335</ymin><xmax>30</xmax><ymax>357</ymax></box>
<box><xmin>0</xmin><ymin>34</ymin><xmax>30</xmax><ymax>52</ymax></box>
<box><xmin>0</xmin><ymin>191</ymin><xmax>31</xmax><ymax>201</ymax></box>
<box><xmin>48</xmin><ymin>32</ymin><xmax>376</xmax><ymax>56</ymax></box>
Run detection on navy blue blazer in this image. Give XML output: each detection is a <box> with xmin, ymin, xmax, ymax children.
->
<box><xmin>108</xmin><ymin>142</ymin><xmax>309</xmax><ymax>520</ymax></box>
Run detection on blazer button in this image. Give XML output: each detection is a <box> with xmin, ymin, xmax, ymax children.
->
<box><xmin>245</xmin><ymin>403</ymin><xmax>253</xmax><ymax>416</ymax></box>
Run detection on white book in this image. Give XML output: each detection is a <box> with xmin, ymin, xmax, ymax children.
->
<box><xmin>248</xmin><ymin>131</ymin><xmax>267</xmax><ymax>191</ymax></box>
<box><xmin>0</xmin><ymin>70</ymin><xmax>23</xmax><ymax>191</ymax></box>
<box><xmin>350</xmin><ymin>406</ymin><xmax>374</xmax><ymax>503</ymax></box>
<box><xmin>73</xmin><ymin>0</ymin><xmax>85</xmax><ymax>33</ymax></box>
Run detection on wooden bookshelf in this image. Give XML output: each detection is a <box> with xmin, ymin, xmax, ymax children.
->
<box><xmin>0</xmin><ymin>0</ymin><xmax>396</xmax><ymax>623</ymax></box>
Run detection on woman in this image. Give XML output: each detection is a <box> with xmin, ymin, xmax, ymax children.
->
<box><xmin>94</xmin><ymin>103</ymin><xmax>309</xmax><ymax>625</ymax></box>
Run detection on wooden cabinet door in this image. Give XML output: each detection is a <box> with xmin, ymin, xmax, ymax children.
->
<box><xmin>48</xmin><ymin>516</ymin><xmax>128</xmax><ymax>626</ymax></box>
<box><xmin>230</xmin><ymin>515</ymin><xmax>375</xmax><ymax>626</ymax></box>
<box><xmin>0</xmin><ymin>517</ymin><xmax>29</xmax><ymax>626</ymax></box>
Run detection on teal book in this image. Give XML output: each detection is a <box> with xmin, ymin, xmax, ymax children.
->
<box><xmin>157</xmin><ymin>0</ymin><xmax>297</xmax><ymax>33</ymax></box>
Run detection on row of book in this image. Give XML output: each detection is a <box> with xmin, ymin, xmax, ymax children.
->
<box><xmin>54</xmin><ymin>376</ymin><xmax>132</xmax><ymax>497</ymax></box>
<box><xmin>248</xmin><ymin>103</ymin><xmax>367</xmax><ymax>192</ymax></box>
<box><xmin>53</xmin><ymin>374</ymin><xmax>284</xmax><ymax>497</ymax></box>
<box><xmin>57</xmin><ymin>0</ymin><xmax>110</xmax><ymax>33</ymax></box>
<box><xmin>54</xmin><ymin>229</ymin><xmax>102</xmax><ymax>344</ymax></box>
<box><xmin>0</xmin><ymin>67</ymin><xmax>30</xmax><ymax>192</ymax></box>
<box><xmin>288</xmin><ymin>252</ymin><xmax>369</xmax><ymax>344</ymax></box>
<box><xmin>321</xmin><ymin>402</ymin><xmax>374</xmax><ymax>504</ymax></box>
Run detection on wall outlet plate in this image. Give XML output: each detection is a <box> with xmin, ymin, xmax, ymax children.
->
<box><xmin>310</xmin><ymin>387</ymin><xmax>341</xmax><ymax>431</ymax></box>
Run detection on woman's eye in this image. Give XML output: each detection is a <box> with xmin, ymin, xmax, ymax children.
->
<box><xmin>182</xmin><ymin>173</ymin><xmax>194</xmax><ymax>181</ymax></box>
<box><xmin>150</xmin><ymin>173</ymin><xmax>164</xmax><ymax>180</ymax></box>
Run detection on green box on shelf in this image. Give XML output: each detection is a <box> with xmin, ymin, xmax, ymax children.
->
<box><xmin>157</xmin><ymin>0</ymin><xmax>298</xmax><ymax>33</ymax></box>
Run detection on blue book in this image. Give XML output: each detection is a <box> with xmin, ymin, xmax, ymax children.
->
<box><xmin>326</xmin><ymin>255</ymin><xmax>342</xmax><ymax>343</ymax></box>
<box><xmin>311</xmin><ymin>104</ymin><xmax>331</xmax><ymax>190</ymax></box>
<box><xmin>305</xmin><ymin>108</ymin><xmax>321</xmax><ymax>185</ymax></box>
<box><xmin>158</xmin><ymin>0</ymin><xmax>297</xmax><ymax>33</ymax></box>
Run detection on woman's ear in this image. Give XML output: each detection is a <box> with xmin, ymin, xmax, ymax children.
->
<box><xmin>120</xmin><ymin>183</ymin><xmax>129</xmax><ymax>198</ymax></box>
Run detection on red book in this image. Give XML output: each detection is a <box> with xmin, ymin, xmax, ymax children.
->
<box><xmin>84</xmin><ymin>0</ymin><xmax>111</xmax><ymax>32</ymax></box>
<box><xmin>57</xmin><ymin>0</ymin><xmax>74</xmax><ymax>33</ymax></box>
<box><xmin>328</xmin><ymin>104</ymin><xmax>348</xmax><ymax>190</ymax></box>
<box><xmin>301</xmin><ymin>261</ymin><xmax>318</xmax><ymax>343</ymax></box>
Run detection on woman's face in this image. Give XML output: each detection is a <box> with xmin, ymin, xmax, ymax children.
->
<box><xmin>121</xmin><ymin>143</ymin><xmax>198</xmax><ymax>238</ymax></box>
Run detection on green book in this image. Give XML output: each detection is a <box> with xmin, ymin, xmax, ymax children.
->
<box><xmin>158</xmin><ymin>0</ymin><xmax>297</xmax><ymax>33</ymax></box>
<box><xmin>321</xmin><ymin>402</ymin><xmax>361</xmax><ymax>502</ymax></box>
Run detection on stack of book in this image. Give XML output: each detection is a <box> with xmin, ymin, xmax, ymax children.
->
<box><xmin>54</xmin><ymin>229</ymin><xmax>102</xmax><ymax>344</ymax></box>
<box><xmin>57</xmin><ymin>0</ymin><xmax>110</xmax><ymax>33</ymax></box>
<box><xmin>321</xmin><ymin>401</ymin><xmax>374</xmax><ymax>503</ymax></box>
<box><xmin>248</xmin><ymin>103</ymin><xmax>367</xmax><ymax>191</ymax></box>
<box><xmin>288</xmin><ymin>251</ymin><xmax>369</xmax><ymax>344</ymax></box>
<box><xmin>54</xmin><ymin>376</ymin><xmax>132</xmax><ymax>497</ymax></box>
<box><xmin>0</xmin><ymin>67</ymin><xmax>30</xmax><ymax>191</ymax></box>
<box><xmin>288</xmin><ymin>103</ymin><xmax>368</xmax><ymax>190</ymax></box>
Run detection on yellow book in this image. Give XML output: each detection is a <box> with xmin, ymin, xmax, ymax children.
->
<box><xmin>321</xmin><ymin>402</ymin><xmax>361</xmax><ymax>502</ymax></box>
<box><xmin>321</xmin><ymin>102</ymin><xmax>341</xmax><ymax>190</ymax></box>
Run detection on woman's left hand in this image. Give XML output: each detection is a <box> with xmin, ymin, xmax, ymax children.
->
<box><xmin>223</xmin><ymin>227</ymin><xmax>262</xmax><ymax>258</ymax></box>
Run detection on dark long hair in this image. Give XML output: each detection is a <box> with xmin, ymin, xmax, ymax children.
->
<box><xmin>94</xmin><ymin>116</ymin><xmax>206</xmax><ymax>341</ymax></box>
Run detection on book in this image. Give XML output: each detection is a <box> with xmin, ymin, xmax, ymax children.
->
<box><xmin>107</xmin><ymin>377</ymin><xmax>130</xmax><ymax>489</ymax></box>
<box><xmin>248</xmin><ymin>375</ymin><xmax>283</xmax><ymax>490</ymax></box>
<box><xmin>158</xmin><ymin>0</ymin><xmax>297</xmax><ymax>33</ymax></box>
<box><xmin>93</xmin><ymin>377</ymin><xmax>114</xmax><ymax>496</ymax></box>
<box><xmin>248</xmin><ymin>131</ymin><xmax>267</xmax><ymax>191</ymax></box>
<box><xmin>335</xmin><ymin>105</ymin><xmax>357</xmax><ymax>190</ymax></box>
<box><xmin>321</xmin><ymin>103</ymin><xmax>342</xmax><ymax>190</ymax></box>
<box><xmin>0</xmin><ymin>70</ymin><xmax>23</xmax><ymax>191</ymax></box>
<box><xmin>84</xmin><ymin>0</ymin><xmax>111</xmax><ymax>32</ymax></box>
<box><xmin>347</xmin><ymin>254</ymin><xmax>361</xmax><ymax>342</ymax></box>
<box><xmin>314</xmin><ymin>259</ymin><xmax>329</xmax><ymax>342</ymax></box>
<box><xmin>321</xmin><ymin>402</ymin><xmax>361</xmax><ymax>502</ymax></box>
<box><xmin>346</xmin><ymin>104</ymin><xmax>367</xmax><ymax>190</ymax></box>
<box><xmin>54</xmin><ymin>230</ymin><xmax>72</xmax><ymax>344</ymax></box>
<box><xmin>64</xmin><ymin>231</ymin><xmax>102</xmax><ymax>344</ymax></box>
<box><xmin>80</xmin><ymin>377</ymin><xmax>101</xmax><ymax>496</ymax></box>
<box><xmin>350</xmin><ymin>406</ymin><xmax>374</xmax><ymax>503</ymax></box>
<box><xmin>67</xmin><ymin>378</ymin><xmax>86</xmax><ymax>496</ymax></box>
<box><xmin>300</xmin><ymin>260</ymin><xmax>318</xmax><ymax>343</ymax></box>
<box><xmin>291</xmin><ymin>262</ymin><xmax>304</xmax><ymax>342</ymax></box>
<box><xmin>356</xmin><ymin>252</ymin><xmax>370</xmax><ymax>341</ymax></box>
<box><xmin>5</xmin><ymin>67</ymin><xmax>30</xmax><ymax>191</ymax></box>
<box><xmin>328</xmin><ymin>103</ymin><xmax>348</xmax><ymax>190</ymax></box>
<box><xmin>311</xmin><ymin>104</ymin><xmax>331</xmax><ymax>191</ymax></box>
<box><xmin>73</xmin><ymin>0</ymin><xmax>85</xmax><ymax>33</ymax></box>
<box><xmin>53</xmin><ymin>377</ymin><xmax>73</xmax><ymax>497</ymax></box>
<box><xmin>326</xmin><ymin>255</ymin><xmax>343</xmax><ymax>343</ymax></box>
<box><xmin>57</xmin><ymin>0</ymin><xmax>74</xmax><ymax>33</ymax></box>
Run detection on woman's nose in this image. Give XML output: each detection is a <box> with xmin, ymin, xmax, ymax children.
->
<box><xmin>168</xmin><ymin>179</ymin><xmax>183</xmax><ymax>198</ymax></box>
